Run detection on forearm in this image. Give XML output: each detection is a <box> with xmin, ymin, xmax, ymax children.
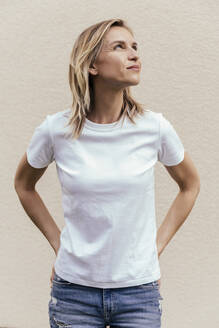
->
<box><xmin>156</xmin><ymin>187</ymin><xmax>200</xmax><ymax>257</ymax></box>
<box><xmin>15</xmin><ymin>187</ymin><xmax>61</xmax><ymax>255</ymax></box>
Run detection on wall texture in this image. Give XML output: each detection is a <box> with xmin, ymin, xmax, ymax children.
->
<box><xmin>1</xmin><ymin>0</ymin><xmax>218</xmax><ymax>327</ymax></box>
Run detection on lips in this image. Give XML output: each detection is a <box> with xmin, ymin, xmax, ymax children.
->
<box><xmin>127</xmin><ymin>65</ymin><xmax>140</xmax><ymax>69</ymax></box>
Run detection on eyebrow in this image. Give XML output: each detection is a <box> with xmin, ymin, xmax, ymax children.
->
<box><xmin>109</xmin><ymin>40</ymin><xmax>138</xmax><ymax>46</ymax></box>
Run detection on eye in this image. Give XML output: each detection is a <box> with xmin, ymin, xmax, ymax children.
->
<box><xmin>114</xmin><ymin>44</ymin><xmax>138</xmax><ymax>51</ymax></box>
<box><xmin>114</xmin><ymin>44</ymin><xmax>123</xmax><ymax>49</ymax></box>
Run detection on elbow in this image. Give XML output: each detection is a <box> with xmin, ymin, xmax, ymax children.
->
<box><xmin>14</xmin><ymin>179</ymin><xmax>35</xmax><ymax>194</ymax></box>
<box><xmin>14</xmin><ymin>177</ymin><xmax>19</xmax><ymax>192</ymax></box>
<box><xmin>196</xmin><ymin>179</ymin><xmax>201</xmax><ymax>193</ymax></box>
<box><xmin>180</xmin><ymin>178</ymin><xmax>201</xmax><ymax>195</ymax></box>
<box><xmin>14</xmin><ymin>172</ymin><xmax>23</xmax><ymax>192</ymax></box>
<box><xmin>14</xmin><ymin>179</ymin><xmax>23</xmax><ymax>194</ymax></box>
<box><xmin>14</xmin><ymin>176</ymin><xmax>30</xmax><ymax>194</ymax></box>
<box><xmin>194</xmin><ymin>175</ymin><xmax>201</xmax><ymax>194</ymax></box>
<box><xmin>192</xmin><ymin>183</ymin><xmax>201</xmax><ymax>197</ymax></box>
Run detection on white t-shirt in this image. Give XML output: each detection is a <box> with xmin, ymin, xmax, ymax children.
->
<box><xmin>26</xmin><ymin>107</ymin><xmax>185</xmax><ymax>288</ymax></box>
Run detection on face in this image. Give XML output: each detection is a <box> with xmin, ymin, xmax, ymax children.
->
<box><xmin>89</xmin><ymin>26</ymin><xmax>141</xmax><ymax>88</ymax></box>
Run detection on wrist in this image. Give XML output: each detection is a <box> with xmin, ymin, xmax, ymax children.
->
<box><xmin>54</xmin><ymin>246</ymin><xmax>60</xmax><ymax>256</ymax></box>
<box><xmin>52</xmin><ymin>243</ymin><xmax>60</xmax><ymax>256</ymax></box>
<box><xmin>157</xmin><ymin>243</ymin><xmax>163</xmax><ymax>258</ymax></box>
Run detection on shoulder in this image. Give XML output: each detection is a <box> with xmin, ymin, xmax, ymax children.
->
<box><xmin>145</xmin><ymin>109</ymin><xmax>163</xmax><ymax>121</ymax></box>
<box><xmin>47</xmin><ymin>107</ymin><xmax>71</xmax><ymax>124</ymax></box>
<box><xmin>140</xmin><ymin>110</ymin><xmax>173</xmax><ymax>130</ymax></box>
<box><xmin>134</xmin><ymin>108</ymin><xmax>162</xmax><ymax>131</ymax></box>
<box><xmin>46</xmin><ymin>107</ymin><xmax>72</xmax><ymax>134</ymax></box>
<box><xmin>137</xmin><ymin>108</ymin><xmax>161</xmax><ymax>120</ymax></box>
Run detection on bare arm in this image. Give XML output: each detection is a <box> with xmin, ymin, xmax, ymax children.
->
<box><xmin>156</xmin><ymin>151</ymin><xmax>201</xmax><ymax>257</ymax></box>
<box><xmin>14</xmin><ymin>152</ymin><xmax>61</xmax><ymax>255</ymax></box>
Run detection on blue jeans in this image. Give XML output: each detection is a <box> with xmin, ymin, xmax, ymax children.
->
<box><xmin>48</xmin><ymin>271</ymin><xmax>163</xmax><ymax>327</ymax></box>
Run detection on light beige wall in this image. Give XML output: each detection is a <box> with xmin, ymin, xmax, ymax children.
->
<box><xmin>1</xmin><ymin>1</ymin><xmax>218</xmax><ymax>327</ymax></box>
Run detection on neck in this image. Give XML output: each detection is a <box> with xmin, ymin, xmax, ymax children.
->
<box><xmin>87</xmin><ymin>79</ymin><xmax>125</xmax><ymax>124</ymax></box>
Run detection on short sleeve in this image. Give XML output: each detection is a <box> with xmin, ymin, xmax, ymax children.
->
<box><xmin>26</xmin><ymin>115</ymin><xmax>55</xmax><ymax>168</ymax></box>
<box><xmin>157</xmin><ymin>113</ymin><xmax>185</xmax><ymax>166</ymax></box>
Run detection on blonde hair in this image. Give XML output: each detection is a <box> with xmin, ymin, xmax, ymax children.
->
<box><xmin>65</xmin><ymin>18</ymin><xmax>148</xmax><ymax>139</ymax></box>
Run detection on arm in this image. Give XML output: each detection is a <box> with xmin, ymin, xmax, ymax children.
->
<box><xmin>14</xmin><ymin>152</ymin><xmax>61</xmax><ymax>255</ymax></box>
<box><xmin>156</xmin><ymin>151</ymin><xmax>201</xmax><ymax>257</ymax></box>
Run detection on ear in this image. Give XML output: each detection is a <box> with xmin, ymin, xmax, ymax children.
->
<box><xmin>88</xmin><ymin>63</ymin><xmax>98</xmax><ymax>76</ymax></box>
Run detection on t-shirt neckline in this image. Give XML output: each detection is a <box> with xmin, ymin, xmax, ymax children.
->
<box><xmin>84</xmin><ymin>114</ymin><xmax>125</xmax><ymax>131</ymax></box>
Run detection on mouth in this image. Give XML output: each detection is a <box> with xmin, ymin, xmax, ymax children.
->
<box><xmin>127</xmin><ymin>65</ymin><xmax>140</xmax><ymax>71</ymax></box>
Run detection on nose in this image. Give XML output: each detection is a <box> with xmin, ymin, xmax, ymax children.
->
<box><xmin>127</xmin><ymin>47</ymin><xmax>140</xmax><ymax>62</ymax></box>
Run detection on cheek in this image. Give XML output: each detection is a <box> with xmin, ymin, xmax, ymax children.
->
<box><xmin>99</xmin><ymin>54</ymin><xmax>125</xmax><ymax>76</ymax></box>
<box><xmin>103</xmin><ymin>62</ymin><xmax>125</xmax><ymax>77</ymax></box>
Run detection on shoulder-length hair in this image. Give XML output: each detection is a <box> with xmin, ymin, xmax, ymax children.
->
<box><xmin>65</xmin><ymin>18</ymin><xmax>148</xmax><ymax>139</ymax></box>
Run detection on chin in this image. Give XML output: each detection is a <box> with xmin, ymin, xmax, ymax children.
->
<box><xmin>129</xmin><ymin>79</ymin><xmax>140</xmax><ymax>86</ymax></box>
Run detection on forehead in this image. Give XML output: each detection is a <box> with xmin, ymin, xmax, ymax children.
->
<box><xmin>103</xmin><ymin>26</ymin><xmax>135</xmax><ymax>45</ymax></box>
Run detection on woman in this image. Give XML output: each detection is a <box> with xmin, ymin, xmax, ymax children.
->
<box><xmin>14</xmin><ymin>18</ymin><xmax>200</xmax><ymax>328</ymax></box>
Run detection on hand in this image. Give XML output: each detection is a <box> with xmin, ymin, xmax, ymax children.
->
<box><xmin>157</xmin><ymin>278</ymin><xmax>161</xmax><ymax>287</ymax></box>
<box><xmin>50</xmin><ymin>264</ymin><xmax>55</xmax><ymax>288</ymax></box>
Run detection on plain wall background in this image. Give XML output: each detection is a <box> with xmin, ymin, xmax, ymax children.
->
<box><xmin>1</xmin><ymin>1</ymin><xmax>218</xmax><ymax>327</ymax></box>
